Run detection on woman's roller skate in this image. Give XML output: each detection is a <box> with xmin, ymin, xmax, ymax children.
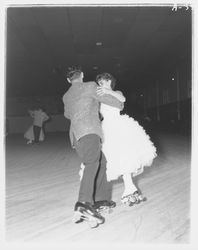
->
<box><xmin>73</xmin><ymin>201</ymin><xmax>105</xmax><ymax>228</ymax></box>
<box><xmin>121</xmin><ymin>191</ymin><xmax>146</xmax><ymax>206</ymax></box>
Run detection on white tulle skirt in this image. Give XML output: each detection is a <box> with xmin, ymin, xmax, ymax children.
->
<box><xmin>102</xmin><ymin>113</ymin><xmax>157</xmax><ymax>181</ymax></box>
<box><xmin>24</xmin><ymin>125</ymin><xmax>44</xmax><ymax>141</ymax></box>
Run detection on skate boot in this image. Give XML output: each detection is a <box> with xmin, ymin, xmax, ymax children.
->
<box><xmin>93</xmin><ymin>200</ymin><xmax>116</xmax><ymax>214</ymax></box>
<box><xmin>121</xmin><ymin>191</ymin><xmax>146</xmax><ymax>206</ymax></box>
<box><xmin>73</xmin><ymin>201</ymin><xmax>105</xmax><ymax>228</ymax></box>
<box><xmin>27</xmin><ymin>140</ymin><xmax>33</xmax><ymax>145</ymax></box>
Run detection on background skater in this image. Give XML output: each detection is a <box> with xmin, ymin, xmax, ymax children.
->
<box><xmin>24</xmin><ymin>107</ymin><xmax>49</xmax><ymax>145</ymax></box>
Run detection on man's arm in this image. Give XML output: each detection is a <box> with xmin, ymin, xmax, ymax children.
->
<box><xmin>62</xmin><ymin>95</ymin><xmax>70</xmax><ymax>119</ymax></box>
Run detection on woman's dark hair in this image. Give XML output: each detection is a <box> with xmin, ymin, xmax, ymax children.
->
<box><xmin>66</xmin><ymin>66</ymin><xmax>82</xmax><ymax>82</ymax></box>
<box><xmin>96</xmin><ymin>72</ymin><xmax>116</xmax><ymax>89</ymax></box>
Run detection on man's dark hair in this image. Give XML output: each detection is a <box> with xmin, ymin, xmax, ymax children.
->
<box><xmin>66</xmin><ymin>66</ymin><xmax>82</xmax><ymax>82</ymax></box>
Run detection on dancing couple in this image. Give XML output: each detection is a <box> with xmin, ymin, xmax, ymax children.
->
<box><xmin>63</xmin><ymin>66</ymin><xmax>157</xmax><ymax>227</ymax></box>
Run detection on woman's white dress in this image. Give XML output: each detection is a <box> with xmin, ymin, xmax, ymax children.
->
<box><xmin>100</xmin><ymin>103</ymin><xmax>157</xmax><ymax>181</ymax></box>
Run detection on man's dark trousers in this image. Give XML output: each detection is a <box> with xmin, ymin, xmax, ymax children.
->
<box><xmin>33</xmin><ymin>125</ymin><xmax>41</xmax><ymax>143</ymax></box>
<box><xmin>74</xmin><ymin>134</ymin><xmax>111</xmax><ymax>205</ymax></box>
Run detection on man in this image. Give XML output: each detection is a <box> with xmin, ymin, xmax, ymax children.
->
<box><xmin>30</xmin><ymin>108</ymin><xmax>49</xmax><ymax>144</ymax></box>
<box><xmin>62</xmin><ymin>66</ymin><xmax>124</xmax><ymax>225</ymax></box>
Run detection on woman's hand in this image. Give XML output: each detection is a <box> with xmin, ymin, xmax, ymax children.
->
<box><xmin>96</xmin><ymin>86</ymin><xmax>111</xmax><ymax>96</ymax></box>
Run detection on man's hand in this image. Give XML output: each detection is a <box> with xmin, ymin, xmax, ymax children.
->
<box><xmin>96</xmin><ymin>86</ymin><xmax>111</xmax><ymax>96</ymax></box>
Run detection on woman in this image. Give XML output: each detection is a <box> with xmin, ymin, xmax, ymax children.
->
<box><xmin>80</xmin><ymin>73</ymin><xmax>157</xmax><ymax>206</ymax></box>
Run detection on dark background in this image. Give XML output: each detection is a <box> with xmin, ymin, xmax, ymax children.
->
<box><xmin>5</xmin><ymin>6</ymin><xmax>192</xmax><ymax>134</ymax></box>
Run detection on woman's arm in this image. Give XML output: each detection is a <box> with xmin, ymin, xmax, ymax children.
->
<box><xmin>43</xmin><ymin>112</ymin><xmax>49</xmax><ymax>121</ymax></box>
<box><xmin>97</xmin><ymin>87</ymin><xmax>126</xmax><ymax>103</ymax></box>
<box><xmin>91</xmin><ymin>82</ymin><xmax>124</xmax><ymax>110</ymax></box>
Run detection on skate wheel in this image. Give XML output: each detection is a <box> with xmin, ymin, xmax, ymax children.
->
<box><xmin>73</xmin><ymin>211</ymin><xmax>83</xmax><ymax>223</ymax></box>
<box><xmin>98</xmin><ymin>207</ymin><xmax>113</xmax><ymax>215</ymax></box>
<box><xmin>141</xmin><ymin>197</ymin><xmax>147</xmax><ymax>202</ymax></box>
<box><xmin>88</xmin><ymin>220</ymin><xmax>98</xmax><ymax>228</ymax></box>
<box><xmin>121</xmin><ymin>196</ymin><xmax>130</xmax><ymax>204</ymax></box>
<box><xmin>128</xmin><ymin>201</ymin><xmax>134</xmax><ymax>207</ymax></box>
<box><xmin>107</xmin><ymin>208</ymin><xmax>113</xmax><ymax>214</ymax></box>
<box><xmin>128</xmin><ymin>195</ymin><xmax>137</xmax><ymax>204</ymax></box>
<box><xmin>122</xmin><ymin>199</ymin><xmax>133</xmax><ymax>206</ymax></box>
<box><xmin>138</xmin><ymin>195</ymin><xmax>147</xmax><ymax>202</ymax></box>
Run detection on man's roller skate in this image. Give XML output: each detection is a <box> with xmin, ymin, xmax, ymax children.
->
<box><xmin>93</xmin><ymin>200</ymin><xmax>116</xmax><ymax>214</ymax></box>
<box><xmin>73</xmin><ymin>201</ymin><xmax>105</xmax><ymax>228</ymax></box>
<box><xmin>121</xmin><ymin>191</ymin><xmax>146</xmax><ymax>206</ymax></box>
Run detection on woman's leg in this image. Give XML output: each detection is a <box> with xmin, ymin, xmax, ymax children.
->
<box><xmin>121</xmin><ymin>173</ymin><xmax>146</xmax><ymax>205</ymax></box>
<box><xmin>122</xmin><ymin>173</ymin><xmax>137</xmax><ymax>197</ymax></box>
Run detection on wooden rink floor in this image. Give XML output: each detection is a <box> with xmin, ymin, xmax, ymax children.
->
<box><xmin>5</xmin><ymin>131</ymin><xmax>191</xmax><ymax>243</ymax></box>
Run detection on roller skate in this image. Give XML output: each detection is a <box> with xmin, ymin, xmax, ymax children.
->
<box><xmin>73</xmin><ymin>201</ymin><xmax>105</xmax><ymax>228</ymax></box>
<box><xmin>27</xmin><ymin>140</ymin><xmax>33</xmax><ymax>145</ymax></box>
<box><xmin>121</xmin><ymin>191</ymin><xmax>146</xmax><ymax>206</ymax></box>
<box><xmin>93</xmin><ymin>200</ymin><xmax>116</xmax><ymax>214</ymax></box>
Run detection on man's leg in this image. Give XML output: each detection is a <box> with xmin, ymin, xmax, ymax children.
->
<box><xmin>74</xmin><ymin>134</ymin><xmax>101</xmax><ymax>205</ymax></box>
<box><xmin>33</xmin><ymin>125</ymin><xmax>41</xmax><ymax>143</ymax></box>
<box><xmin>94</xmin><ymin>151</ymin><xmax>112</xmax><ymax>202</ymax></box>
